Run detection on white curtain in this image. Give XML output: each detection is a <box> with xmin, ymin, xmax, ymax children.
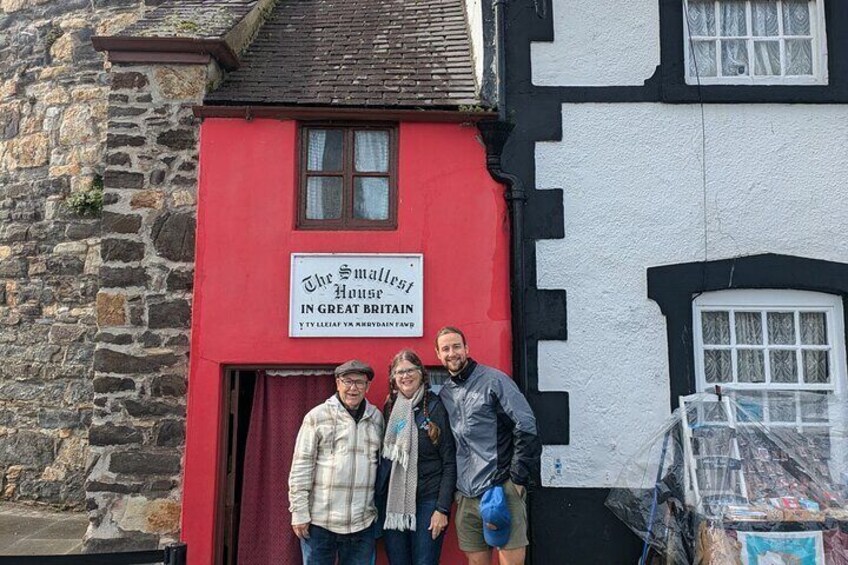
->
<box><xmin>353</xmin><ymin>131</ymin><xmax>390</xmax><ymax>220</ymax></box>
<box><xmin>752</xmin><ymin>1</ymin><xmax>779</xmax><ymax>35</ymax></box>
<box><xmin>782</xmin><ymin>1</ymin><xmax>813</xmax><ymax>75</ymax></box>
<box><xmin>687</xmin><ymin>1</ymin><xmax>718</xmax><ymax>77</ymax></box>
<box><xmin>801</xmin><ymin>312</ymin><xmax>827</xmax><ymax>344</ymax></box>
<box><xmin>786</xmin><ymin>39</ymin><xmax>813</xmax><ymax>75</ymax></box>
<box><xmin>704</xmin><ymin>350</ymin><xmax>732</xmax><ymax>383</ymax></box>
<box><xmin>354</xmin><ymin>131</ymin><xmax>388</xmax><ymax>172</ymax></box>
<box><xmin>767</xmin><ymin>312</ymin><xmax>794</xmax><ymax>344</ymax></box>
<box><xmin>735</xmin><ymin>312</ymin><xmax>764</xmax><ymax>383</ymax></box>
<box><xmin>754</xmin><ymin>41</ymin><xmax>781</xmax><ymax>75</ymax></box>
<box><xmin>691</xmin><ymin>41</ymin><xmax>718</xmax><ymax>77</ymax></box>
<box><xmin>687</xmin><ymin>1</ymin><xmax>716</xmax><ymax>36</ymax></box>
<box><xmin>720</xmin><ymin>1</ymin><xmax>747</xmax><ymax>35</ymax></box>
<box><xmin>306</xmin><ymin>131</ymin><xmax>327</xmax><ymax>219</ymax></box>
<box><xmin>720</xmin><ymin>1</ymin><xmax>748</xmax><ymax>76</ymax></box>
<box><xmin>702</xmin><ymin>311</ymin><xmax>730</xmax><ymax>345</ymax></box>
<box><xmin>767</xmin><ymin>312</ymin><xmax>799</xmax><ymax>383</ymax></box>
<box><xmin>782</xmin><ymin>0</ymin><xmax>810</xmax><ymax>35</ymax></box>
<box><xmin>306</xmin><ymin>130</ymin><xmax>342</xmax><ymax>219</ymax></box>
<box><xmin>770</xmin><ymin>350</ymin><xmax>797</xmax><ymax>382</ymax></box>
<box><xmin>752</xmin><ymin>1</ymin><xmax>781</xmax><ymax>75</ymax></box>
<box><xmin>735</xmin><ymin>312</ymin><xmax>762</xmax><ymax>345</ymax></box>
<box><xmin>802</xmin><ymin>314</ymin><xmax>829</xmax><ymax>381</ymax></box>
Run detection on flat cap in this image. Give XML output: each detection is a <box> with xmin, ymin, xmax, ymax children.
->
<box><xmin>335</xmin><ymin>359</ymin><xmax>375</xmax><ymax>381</ymax></box>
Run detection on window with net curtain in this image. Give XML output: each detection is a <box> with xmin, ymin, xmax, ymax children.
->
<box><xmin>684</xmin><ymin>0</ymin><xmax>827</xmax><ymax>85</ymax></box>
<box><xmin>299</xmin><ymin>126</ymin><xmax>396</xmax><ymax>229</ymax></box>
<box><xmin>692</xmin><ymin>289</ymin><xmax>846</xmax><ymax>429</ymax></box>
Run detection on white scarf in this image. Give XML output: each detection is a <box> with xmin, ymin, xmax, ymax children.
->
<box><xmin>383</xmin><ymin>385</ymin><xmax>425</xmax><ymax>531</ymax></box>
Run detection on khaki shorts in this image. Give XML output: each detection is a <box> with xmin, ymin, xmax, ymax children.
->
<box><xmin>455</xmin><ymin>480</ymin><xmax>529</xmax><ymax>552</ymax></box>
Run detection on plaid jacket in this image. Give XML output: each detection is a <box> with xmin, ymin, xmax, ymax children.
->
<box><xmin>288</xmin><ymin>394</ymin><xmax>384</xmax><ymax>534</ymax></box>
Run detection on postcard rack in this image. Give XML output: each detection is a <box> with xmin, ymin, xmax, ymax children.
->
<box><xmin>680</xmin><ymin>392</ymin><xmax>749</xmax><ymax>517</ymax></box>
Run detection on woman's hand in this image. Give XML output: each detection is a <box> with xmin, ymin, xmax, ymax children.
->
<box><xmin>428</xmin><ymin>510</ymin><xmax>448</xmax><ymax>540</ymax></box>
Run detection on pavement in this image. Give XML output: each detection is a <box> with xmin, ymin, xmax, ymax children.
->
<box><xmin>0</xmin><ymin>503</ymin><xmax>88</xmax><ymax>555</ymax></box>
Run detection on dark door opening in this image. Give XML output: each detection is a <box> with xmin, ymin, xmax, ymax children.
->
<box><xmin>216</xmin><ymin>368</ymin><xmax>336</xmax><ymax>565</ymax></box>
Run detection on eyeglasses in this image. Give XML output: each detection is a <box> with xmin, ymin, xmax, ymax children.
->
<box><xmin>393</xmin><ymin>367</ymin><xmax>422</xmax><ymax>378</ymax></box>
<box><xmin>338</xmin><ymin>377</ymin><xmax>370</xmax><ymax>389</ymax></box>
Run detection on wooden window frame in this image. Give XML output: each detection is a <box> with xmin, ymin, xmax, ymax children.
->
<box><xmin>297</xmin><ymin>123</ymin><xmax>398</xmax><ymax>231</ymax></box>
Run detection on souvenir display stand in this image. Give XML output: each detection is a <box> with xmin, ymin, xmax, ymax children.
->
<box><xmin>607</xmin><ymin>391</ymin><xmax>848</xmax><ymax>564</ymax></box>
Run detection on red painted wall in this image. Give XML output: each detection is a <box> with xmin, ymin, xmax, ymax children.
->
<box><xmin>183</xmin><ymin>118</ymin><xmax>511</xmax><ymax>564</ymax></box>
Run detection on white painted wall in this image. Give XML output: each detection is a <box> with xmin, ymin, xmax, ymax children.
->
<box><xmin>531</xmin><ymin>0</ymin><xmax>660</xmax><ymax>86</ymax></box>
<box><xmin>464</xmin><ymin>0</ymin><xmax>484</xmax><ymax>93</ymax></box>
<box><xmin>534</xmin><ymin>103</ymin><xmax>848</xmax><ymax>487</ymax></box>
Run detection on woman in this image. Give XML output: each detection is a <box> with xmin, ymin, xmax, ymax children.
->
<box><xmin>381</xmin><ymin>349</ymin><xmax>457</xmax><ymax>565</ymax></box>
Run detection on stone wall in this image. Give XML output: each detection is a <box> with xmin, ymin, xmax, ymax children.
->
<box><xmin>0</xmin><ymin>0</ymin><xmax>150</xmax><ymax>509</ymax></box>
<box><xmin>84</xmin><ymin>61</ymin><xmax>214</xmax><ymax>551</ymax></box>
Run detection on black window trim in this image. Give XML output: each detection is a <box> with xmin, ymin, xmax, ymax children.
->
<box><xmin>647</xmin><ymin>253</ymin><xmax>848</xmax><ymax>410</ymax></box>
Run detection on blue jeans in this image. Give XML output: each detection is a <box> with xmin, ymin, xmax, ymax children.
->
<box><xmin>383</xmin><ymin>499</ymin><xmax>445</xmax><ymax>565</ymax></box>
<box><xmin>300</xmin><ymin>523</ymin><xmax>376</xmax><ymax>565</ymax></box>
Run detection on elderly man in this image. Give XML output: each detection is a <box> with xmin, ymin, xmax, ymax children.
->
<box><xmin>289</xmin><ymin>359</ymin><xmax>384</xmax><ymax>565</ymax></box>
<box><xmin>436</xmin><ymin>327</ymin><xmax>541</xmax><ymax>565</ymax></box>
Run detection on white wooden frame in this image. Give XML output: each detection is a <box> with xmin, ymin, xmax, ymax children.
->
<box><xmin>693</xmin><ymin>289</ymin><xmax>846</xmax><ymax>394</ymax></box>
<box><xmin>683</xmin><ymin>0</ymin><xmax>829</xmax><ymax>85</ymax></box>
<box><xmin>680</xmin><ymin>393</ymin><xmax>750</xmax><ymax>515</ymax></box>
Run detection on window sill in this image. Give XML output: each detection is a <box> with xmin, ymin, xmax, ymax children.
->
<box><xmin>661</xmin><ymin>81</ymin><xmax>848</xmax><ymax>103</ymax></box>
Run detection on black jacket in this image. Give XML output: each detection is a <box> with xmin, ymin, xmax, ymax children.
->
<box><xmin>380</xmin><ymin>391</ymin><xmax>457</xmax><ymax>515</ymax></box>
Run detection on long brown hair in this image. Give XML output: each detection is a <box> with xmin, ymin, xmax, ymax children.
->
<box><xmin>384</xmin><ymin>349</ymin><xmax>441</xmax><ymax>445</ymax></box>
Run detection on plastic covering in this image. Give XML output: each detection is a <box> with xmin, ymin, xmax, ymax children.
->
<box><xmin>607</xmin><ymin>390</ymin><xmax>848</xmax><ymax>564</ymax></box>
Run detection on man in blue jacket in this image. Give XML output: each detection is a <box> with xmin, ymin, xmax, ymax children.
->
<box><xmin>435</xmin><ymin>326</ymin><xmax>541</xmax><ymax>565</ymax></box>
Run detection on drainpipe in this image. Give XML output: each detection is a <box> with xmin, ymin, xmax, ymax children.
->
<box><xmin>478</xmin><ymin>0</ymin><xmax>531</xmax><ymax>397</ymax></box>
<box><xmin>479</xmin><ymin>4</ymin><xmax>536</xmax><ymax>562</ymax></box>
<box><xmin>478</xmin><ymin>121</ymin><xmax>529</xmax><ymax>397</ymax></box>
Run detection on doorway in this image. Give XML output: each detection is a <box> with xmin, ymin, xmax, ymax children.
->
<box><xmin>216</xmin><ymin>368</ymin><xmax>336</xmax><ymax>565</ymax></box>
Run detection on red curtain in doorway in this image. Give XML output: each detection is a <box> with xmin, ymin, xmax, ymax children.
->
<box><xmin>237</xmin><ymin>371</ymin><xmax>336</xmax><ymax>565</ymax></box>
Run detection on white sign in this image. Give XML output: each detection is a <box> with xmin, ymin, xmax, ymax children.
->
<box><xmin>290</xmin><ymin>253</ymin><xmax>423</xmax><ymax>337</ymax></box>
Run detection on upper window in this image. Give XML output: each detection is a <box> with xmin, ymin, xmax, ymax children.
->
<box><xmin>298</xmin><ymin>125</ymin><xmax>397</xmax><ymax>230</ymax></box>
<box><xmin>684</xmin><ymin>0</ymin><xmax>828</xmax><ymax>85</ymax></box>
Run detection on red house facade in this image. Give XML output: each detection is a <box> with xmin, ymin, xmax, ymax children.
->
<box><xmin>182</xmin><ymin>1</ymin><xmax>506</xmax><ymax>563</ymax></box>
<box><xmin>184</xmin><ymin>116</ymin><xmax>509</xmax><ymax>563</ymax></box>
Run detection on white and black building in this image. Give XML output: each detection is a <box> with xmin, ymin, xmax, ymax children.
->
<box><xmin>497</xmin><ymin>1</ymin><xmax>848</xmax><ymax>562</ymax></box>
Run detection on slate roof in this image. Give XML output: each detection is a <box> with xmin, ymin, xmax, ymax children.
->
<box><xmin>206</xmin><ymin>0</ymin><xmax>480</xmax><ymax>108</ymax></box>
<box><xmin>117</xmin><ymin>0</ymin><xmax>259</xmax><ymax>40</ymax></box>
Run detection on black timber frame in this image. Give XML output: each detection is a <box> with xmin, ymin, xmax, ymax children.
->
<box><xmin>647</xmin><ymin>253</ymin><xmax>848</xmax><ymax>411</ymax></box>
<box><xmin>499</xmin><ymin>0</ymin><xmax>848</xmax><ymax>562</ymax></box>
